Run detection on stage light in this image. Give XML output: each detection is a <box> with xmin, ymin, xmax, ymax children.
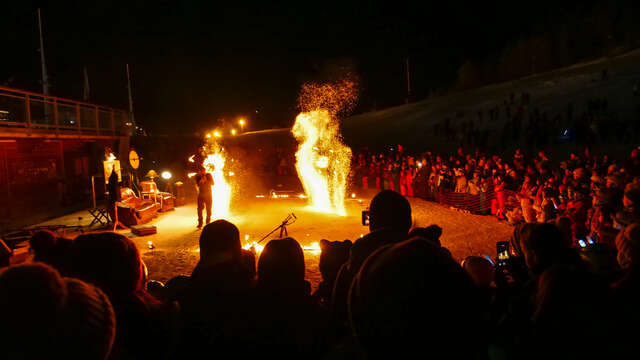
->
<box><xmin>351</xmin><ymin>193</ymin><xmax>356</xmax><ymax>198</ymax></box>
<box><xmin>213</xmin><ymin>131</ymin><xmax>221</xmax><ymax>138</ymax></box>
<box><xmin>231</xmin><ymin>129</ymin><xmax>237</xmax><ymax>135</ymax></box>
<box><xmin>417</xmin><ymin>162</ymin><xmax>423</xmax><ymax>168</ymax></box>
<box><xmin>206</xmin><ymin>133</ymin><xmax>212</xmax><ymax>139</ymax></box>
<box><xmin>161</xmin><ymin>171</ymin><xmax>172</xmax><ymax>180</ymax></box>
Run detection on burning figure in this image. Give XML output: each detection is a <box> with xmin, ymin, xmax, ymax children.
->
<box><xmin>292</xmin><ymin>79</ymin><xmax>356</xmax><ymax>216</ymax></box>
<box><xmin>189</xmin><ymin>139</ymin><xmax>233</xmax><ymax>225</ymax></box>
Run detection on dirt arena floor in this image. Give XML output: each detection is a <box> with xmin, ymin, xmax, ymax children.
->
<box><xmin>36</xmin><ymin>193</ymin><xmax>513</xmax><ymax>290</ymax></box>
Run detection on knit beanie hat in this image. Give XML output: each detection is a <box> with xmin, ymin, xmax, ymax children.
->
<box><xmin>59</xmin><ymin>278</ymin><xmax>116</xmax><ymax>360</ymax></box>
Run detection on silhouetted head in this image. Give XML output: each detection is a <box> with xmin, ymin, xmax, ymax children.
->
<box><xmin>318</xmin><ymin>239</ymin><xmax>352</xmax><ymax>284</ymax></box>
<box><xmin>462</xmin><ymin>256</ymin><xmax>495</xmax><ymax>288</ymax></box>
<box><xmin>349</xmin><ymin>237</ymin><xmax>481</xmax><ymax>359</ymax></box>
<box><xmin>199</xmin><ymin>220</ymin><xmax>241</xmax><ymax>265</ymax></box>
<box><xmin>60</xmin><ymin>278</ymin><xmax>116</xmax><ymax>360</ymax></box>
<box><xmin>408</xmin><ymin>225</ymin><xmax>443</xmax><ymax>246</ymax></box>
<box><xmin>369</xmin><ymin>190</ymin><xmax>412</xmax><ymax>233</ymax></box>
<box><xmin>520</xmin><ymin>223</ymin><xmax>570</xmax><ymax>275</ymax></box>
<box><xmin>29</xmin><ymin>230</ymin><xmax>57</xmax><ymax>258</ymax></box>
<box><xmin>70</xmin><ymin>232</ymin><xmax>145</xmax><ymax>300</ymax></box>
<box><xmin>0</xmin><ymin>263</ymin><xmax>116</xmax><ymax>360</ymax></box>
<box><xmin>258</xmin><ymin>237</ymin><xmax>305</xmax><ymax>289</ymax></box>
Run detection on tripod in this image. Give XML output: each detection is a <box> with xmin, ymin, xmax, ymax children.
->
<box><xmin>257</xmin><ymin>213</ymin><xmax>297</xmax><ymax>244</ymax></box>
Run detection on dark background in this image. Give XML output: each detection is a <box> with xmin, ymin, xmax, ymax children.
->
<box><xmin>1</xmin><ymin>1</ymin><xmax>638</xmax><ymax>134</ymax></box>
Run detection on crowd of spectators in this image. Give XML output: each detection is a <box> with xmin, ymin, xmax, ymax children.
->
<box><xmin>353</xmin><ymin>144</ymin><xmax>640</xmax><ymax>249</ymax></box>
<box><xmin>2</xmin><ymin>187</ymin><xmax>639</xmax><ymax>359</ymax></box>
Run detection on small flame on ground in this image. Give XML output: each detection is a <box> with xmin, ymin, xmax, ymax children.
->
<box><xmin>302</xmin><ymin>242</ymin><xmax>321</xmax><ymax>253</ymax></box>
<box><xmin>242</xmin><ymin>241</ymin><xmax>264</xmax><ymax>254</ymax></box>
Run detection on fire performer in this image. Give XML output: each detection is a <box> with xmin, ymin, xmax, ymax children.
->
<box><xmin>195</xmin><ymin>165</ymin><xmax>214</xmax><ymax>228</ymax></box>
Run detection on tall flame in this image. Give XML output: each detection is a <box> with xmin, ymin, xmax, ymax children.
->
<box><xmin>292</xmin><ymin>110</ymin><xmax>351</xmax><ymax>215</ymax></box>
<box><xmin>202</xmin><ymin>141</ymin><xmax>232</xmax><ymax>220</ymax></box>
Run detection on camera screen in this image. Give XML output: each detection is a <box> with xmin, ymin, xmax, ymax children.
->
<box><xmin>496</xmin><ymin>241</ymin><xmax>509</xmax><ymax>263</ymax></box>
<box><xmin>362</xmin><ymin>210</ymin><xmax>370</xmax><ymax>226</ymax></box>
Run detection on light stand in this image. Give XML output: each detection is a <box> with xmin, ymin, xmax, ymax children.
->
<box><xmin>257</xmin><ymin>213</ymin><xmax>297</xmax><ymax>244</ymax></box>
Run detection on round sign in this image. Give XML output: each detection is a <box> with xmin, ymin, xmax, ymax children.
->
<box><xmin>129</xmin><ymin>149</ymin><xmax>140</xmax><ymax>170</ymax></box>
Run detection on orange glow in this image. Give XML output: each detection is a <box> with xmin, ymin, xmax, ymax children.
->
<box><xmin>213</xmin><ymin>131</ymin><xmax>221</xmax><ymax>138</ymax></box>
<box><xmin>292</xmin><ymin>110</ymin><xmax>351</xmax><ymax>216</ymax></box>
<box><xmin>302</xmin><ymin>242</ymin><xmax>321</xmax><ymax>254</ymax></box>
<box><xmin>231</xmin><ymin>129</ymin><xmax>237</xmax><ymax>135</ymax></box>
<box><xmin>202</xmin><ymin>140</ymin><xmax>232</xmax><ymax>220</ymax></box>
<box><xmin>187</xmin><ymin>172</ymin><xmax>196</xmax><ymax>178</ymax></box>
<box><xmin>242</xmin><ymin>241</ymin><xmax>264</xmax><ymax>254</ymax></box>
<box><xmin>188</xmin><ymin>155</ymin><xmax>195</xmax><ymax>163</ymax></box>
<box><xmin>292</xmin><ymin>78</ymin><xmax>357</xmax><ymax>216</ymax></box>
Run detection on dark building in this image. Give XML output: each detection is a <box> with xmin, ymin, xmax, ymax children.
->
<box><xmin>0</xmin><ymin>85</ymin><xmax>130</xmax><ymax>229</ymax></box>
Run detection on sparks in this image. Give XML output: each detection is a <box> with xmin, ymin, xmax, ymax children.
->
<box><xmin>292</xmin><ymin>110</ymin><xmax>351</xmax><ymax>215</ymax></box>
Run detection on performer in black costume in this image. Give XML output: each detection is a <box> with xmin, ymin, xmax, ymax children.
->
<box><xmin>195</xmin><ymin>165</ymin><xmax>214</xmax><ymax>228</ymax></box>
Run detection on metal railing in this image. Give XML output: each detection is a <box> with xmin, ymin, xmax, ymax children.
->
<box><xmin>0</xmin><ymin>85</ymin><xmax>130</xmax><ymax>137</ymax></box>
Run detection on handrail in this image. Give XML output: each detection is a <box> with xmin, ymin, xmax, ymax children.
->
<box><xmin>0</xmin><ymin>85</ymin><xmax>130</xmax><ymax>138</ymax></box>
<box><xmin>0</xmin><ymin>85</ymin><xmax>125</xmax><ymax>113</ymax></box>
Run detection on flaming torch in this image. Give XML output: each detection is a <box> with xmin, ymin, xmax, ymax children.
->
<box><xmin>292</xmin><ymin>79</ymin><xmax>357</xmax><ymax>216</ymax></box>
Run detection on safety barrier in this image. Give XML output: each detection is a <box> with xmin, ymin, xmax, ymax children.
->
<box><xmin>419</xmin><ymin>180</ymin><xmax>520</xmax><ymax>214</ymax></box>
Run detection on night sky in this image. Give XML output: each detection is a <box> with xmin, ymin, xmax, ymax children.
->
<box><xmin>0</xmin><ymin>1</ymin><xmax>606</xmax><ymax>134</ymax></box>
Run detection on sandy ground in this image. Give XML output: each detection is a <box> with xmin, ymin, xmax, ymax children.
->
<box><xmin>36</xmin><ymin>194</ymin><xmax>512</xmax><ymax>290</ymax></box>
